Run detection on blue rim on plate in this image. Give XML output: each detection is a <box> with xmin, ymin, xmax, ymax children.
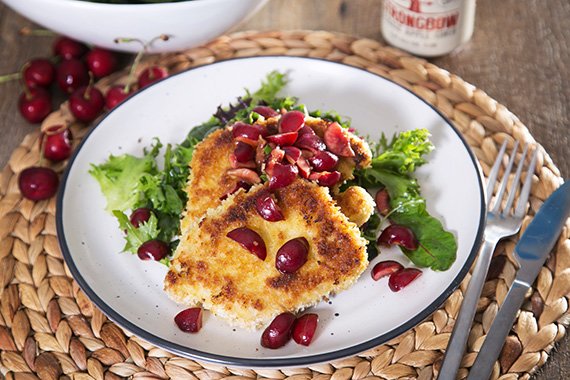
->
<box><xmin>56</xmin><ymin>56</ymin><xmax>486</xmax><ymax>368</ymax></box>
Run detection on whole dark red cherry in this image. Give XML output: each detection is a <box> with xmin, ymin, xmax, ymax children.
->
<box><xmin>86</xmin><ymin>48</ymin><xmax>118</xmax><ymax>78</ymax></box>
<box><xmin>23</xmin><ymin>58</ymin><xmax>55</xmax><ymax>88</ymax></box>
<box><xmin>130</xmin><ymin>207</ymin><xmax>152</xmax><ymax>227</ymax></box>
<box><xmin>18</xmin><ymin>167</ymin><xmax>59</xmax><ymax>201</ymax></box>
<box><xmin>105</xmin><ymin>85</ymin><xmax>134</xmax><ymax>109</ymax></box>
<box><xmin>137</xmin><ymin>239</ymin><xmax>169</xmax><ymax>261</ymax></box>
<box><xmin>56</xmin><ymin>59</ymin><xmax>89</xmax><ymax>94</ymax></box>
<box><xmin>53</xmin><ymin>37</ymin><xmax>88</xmax><ymax>60</ymax></box>
<box><xmin>43</xmin><ymin>126</ymin><xmax>73</xmax><ymax>162</ymax></box>
<box><xmin>18</xmin><ymin>87</ymin><xmax>51</xmax><ymax>124</ymax></box>
<box><xmin>69</xmin><ymin>86</ymin><xmax>105</xmax><ymax>123</ymax></box>
<box><xmin>137</xmin><ymin>66</ymin><xmax>168</xmax><ymax>88</ymax></box>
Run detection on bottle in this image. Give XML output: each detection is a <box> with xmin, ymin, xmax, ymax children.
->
<box><xmin>381</xmin><ymin>0</ymin><xmax>476</xmax><ymax>57</ymax></box>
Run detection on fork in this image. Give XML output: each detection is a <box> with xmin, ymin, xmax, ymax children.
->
<box><xmin>437</xmin><ymin>140</ymin><xmax>538</xmax><ymax>380</ymax></box>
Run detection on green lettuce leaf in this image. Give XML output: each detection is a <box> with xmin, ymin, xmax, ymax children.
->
<box><xmin>113</xmin><ymin>210</ymin><xmax>160</xmax><ymax>254</ymax></box>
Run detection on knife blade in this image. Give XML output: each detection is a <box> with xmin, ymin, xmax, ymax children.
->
<box><xmin>466</xmin><ymin>180</ymin><xmax>570</xmax><ymax>380</ymax></box>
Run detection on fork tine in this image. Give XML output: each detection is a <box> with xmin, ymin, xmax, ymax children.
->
<box><xmin>486</xmin><ymin>140</ymin><xmax>508</xmax><ymax>205</ymax></box>
<box><xmin>503</xmin><ymin>143</ymin><xmax>528</xmax><ymax>214</ymax></box>
<box><xmin>514</xmin><ymin>147</ymin><xmax>538</xmax><ymax>217</ymax></box>
<box><xmin>491</xmin><ymin>140</ymin><xmax>519</xmax><ymax>213</ymax></box>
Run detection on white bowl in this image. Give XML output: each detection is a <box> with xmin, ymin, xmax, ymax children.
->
<box><xmin>2</xmin><ymin>0</ymin><xmax>267</xmax><ymax>53</ymax></box>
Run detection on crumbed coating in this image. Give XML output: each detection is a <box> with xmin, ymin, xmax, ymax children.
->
<box><xmin>165</xmin><ymin>179</ymin><xmax>369</xmax><ymax>329</ymax></box>
<box><xmin>180</xmin><ymin>128</ymin><xmax>237</xmax><ymax>232</ymax></box>
<box><xmin>334</xmin><ymin>186</ymin><xmax>375</xmax><ymax>227</ymax></box>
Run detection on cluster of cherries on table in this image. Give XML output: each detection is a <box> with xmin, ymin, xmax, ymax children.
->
<box><xmin>13</xmin><ymin>36</ymin><xmax>170</xmax><ymax>203</ymax></box>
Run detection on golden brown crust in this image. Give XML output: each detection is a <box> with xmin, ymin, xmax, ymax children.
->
<box><xmin>165</xmin><ymin>179</ymin><xmax>368</xmax><ymax>329</ymax></box>
<box><xmin>180</xmin><ymin>128</ymin><xmax>237</xmax><ymax>231</ymax></box>
<box><xmin>334</xmin><ymin>186</ymin><xmax>375</xmax><ymax>227</ymax></box>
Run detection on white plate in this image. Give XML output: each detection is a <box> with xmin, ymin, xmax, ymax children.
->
<box><xmin>57</xmin><ymin>56</ymin><xmax>485</xmax><ymax>368</ymax></box>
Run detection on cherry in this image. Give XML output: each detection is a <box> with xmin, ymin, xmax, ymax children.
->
<box><xmin>309</xmin><ymin>171</ymin><xmax>341</xmax><ymax>187</ymax></box>
<box><xmin>252</xmin><ymin>105</ymin><xmax>278</xmax><ymax>118</ymax></box>
<box><xmin>69</xmin><ymin>85</ymin><xmax>105</xmax><ymax>123</ymax></box>
<box><xmin>86</xmin><ymin>48</ymin><xmax>118</xmax><ymax>78</ymax></box>
<box><xmin>56</xmin><ymin>59</ymin><xmax>89</xmax><ymax>93</ymax></box>
<box><xmin>105</xmin><ymin>85</ymin><xmax>134</xmax><ymax>110</ymax></box>
<box><xmin>137</xmin><ymin>239</ymin><xmax>169</xmax><ymax>261</ymax></box>
<box><xmin>227</xmin><ymin>227</ymin><xmax>267</xmax><ymax>260</ymax></box>
<box><xmin>268</xmin><ymin>163</ymin><xmax>298</xmax><ymax>191</ymax></box>
<box><xmin>266</xmin><ymin>132</ymin><xmax>298</xmax><ymax>146</ymax></box>
<box><xmin>371</xmin><ymin>260</ymin><xmax>404</xmax><ymax>281</ymax></box>
<box><xmin>279</xmin><ymin>110</ymin><xmax>305</xmax><ymax>133</ymax></box>
<box><xmin>130</xmin><ymin>207</ymin><xmax>152</xmax><ymax>227</ymax></box>
<box><xmin>174</xmin><ymin>307</ymin><xmax>203</xmax><ymax>333</ymax></box>
<box><xmin>388</xmin><ymin>268</ymin><xmax>422</xmax><ymax>292</ymax></box>
<box><xmin>377</xmin><ymin>224</ymin><xmax>419</xmax><ymax>251</ymax></box>
<box><xmin>283</xmin><ymin>146</ymin><xmax>302</xmax><ymax>164</ymax></box>
<box><xmin>220</xmin><ymin>181</ymin><xmax>251</xmax><ymax>200</ymax></box>
<box><xmin>18</xmin><ymin>167</ymin><xmax>59</xmax><ymax>201</ymax></box>
<box><xmin>324</xmin><ymin>122</ymin><xmax>355</xmax><ymax>157</ymax></box>
<box><xmin>261</xmin><ymin>312</ymin><xmax>296</xmax><ymax>349</ymax></box>
<box><xmin>234</xmin><ymin>142</ymin><xmax>255</xmax><ymax>163</ymax></box>
<box><xmin>53</xmin><ymin>37</ymin><xmax>88</xmax><ymax>60</ymax></box>
<box><xmin>226</xmin><ymin>168</ymin><xmax>261</xmax><ymax>184</ymax></box>
<box><xmin>23</xmin><ymin>58</ymin><xmax>55</xmax><ymax>88</ymax></box>
<box><xmin>292</xmin><ymin>313</ymin><xmax>319</xmax><ymax>346</ymax></box>
<box><xmin>275</xmin><ymin>237</ymin><xmax>309</xmax><ymax>274</ymax></box>
<box><xmin>375</xmin><ymin>188</ymin><xmax>390</xmax><ymax>216</ymax></box>
<box><xmin>255</xmin><ymin>190</ymin><xmax>284</xmax><ymax>222</ymax></box>
<box><xmin>296</xmin><ymin>157</ymin><xmax>312</xmax><ymax>179</ymax></box>
<box><xmin>295</xmin><ymin>133</ymin><xmax>326</xmax><ymax>153</ymax></box>
<box><xmin>18</xmin><ymin>87</ymin><xmax>51</xmax><ymax>123</ymax></box>
<box><xmin>308</xmin><ymin>151</ymin><xmax>339</xmax><ymax>172</ymax></box>
<box><xmin>137</xmin><ymin>66</ymin><xmax>168</xmax><ymax>88</ymax></box>
<box><xmin>43</xmin><ymin>126</ymin><xmax>72</xmax><ymax>162</ymax></box>
<box><xmin>232</xmin><ymin>122</ymin><xmax>262</xmax><ymax>141</ymax></box>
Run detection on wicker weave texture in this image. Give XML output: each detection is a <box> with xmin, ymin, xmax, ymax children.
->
<box><xmin>0</xmin><ymin>30</ymin><xmax>567</xmax><ymax>380</ymax></box>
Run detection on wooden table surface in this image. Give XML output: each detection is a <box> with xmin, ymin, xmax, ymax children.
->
<box><xmin>0</xmin><ymin>0</ymin><xmax>568</xmax><ymax>378</ymax></box>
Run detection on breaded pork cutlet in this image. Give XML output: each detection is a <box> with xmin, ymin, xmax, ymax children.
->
<box><xmin>165</xmin><ymin>179</ymin><xmax>368</xmax><ymax>329</ymax></box>
<box><xmin>180</xmin><ymin>115</ymin><xmax>374</xmax><ymax>231</ymax></box>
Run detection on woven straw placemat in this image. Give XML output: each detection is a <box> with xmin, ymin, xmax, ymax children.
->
<box><xmin>0</xmin><ymin>30</ymin><xmax>567</xmax><ymax>380</ymax></box>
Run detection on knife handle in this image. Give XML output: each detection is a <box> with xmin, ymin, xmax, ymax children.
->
<box><xmin>438</xmin><ymin>240</ymin><xmax>496</xmax><ymax>380</ymax></box>
<box><xmin>466</xmin><ymin>279</ymin><xmax>530</xmax><ymax>380</ymax></box>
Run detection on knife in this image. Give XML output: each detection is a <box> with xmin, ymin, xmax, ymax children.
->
<box><xmin>466</xmin><ymin>180</ymin><xmax>570</xmax><ymax>380</ymax></box>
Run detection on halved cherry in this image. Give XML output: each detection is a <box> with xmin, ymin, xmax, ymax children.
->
<box><xmin>324</xmin><ymin>122</ymin><xmax>355</xmax><ymax>157</ymax></box>
<box><xmin>265</xmin><ymin>147</ymin><xmax>286</xmax><ymax>177</ymax></box>
<box><xmin>234</xmin><ymin>142</ymin><xmax>255</xmax><ymax>163</ymax></box>
<box><xmin>220</xmin><ymin>181</ymin><xmax>251</xmax><ymax>200</ymax></box>
<box><xmin>283</xmin><ymin>146</ymin><xmax>302</xmax><ymax>164</ymax></box>
<box><xmin>309</xmin><ymin>171</ymin><xmax>341</xmax><ymax>187</ymax></box>
<box><xmin>296</xmin><ymin>157</ymin><xmax>312</xmax><ymax>179</ymax></box>
<box><xmin>375</xmin><ymin>188</ymin><xmax>390</xmax><ymax>216</ymax></box>
<box><xmin>295</xmin><ymin>133</ymin><xmax>326</xmax><ymax>153</ymax></box>
<box><xmin>308</xmin><ymin>151</ymin><xmax>339</xmax><ymax>172</ymax></box>
<box><xmin>261</xmin><ymin>312</ymin><xmax>296</xmax><ymax>349</ymax></box>
<box><xmin>298</xmin><ymin>125</ymin><xmax>316</xmax><ymax>136</ymax></box>
<box><xmin>266</xmin><ymin>132</ymin><xmax>298</xmax><ymax>146</ymax></box>
<box><xmin>174</xmin><ymin>307</ymin><xmax>203</xmax><ymax>333</ymax></box>
<box><xmin>388</xmin><ymin>268</ymin><xmax>422</xmax><ymax>292</ymax></box>
<box><xmin>371</xmin><ymin>260</ymin><xmax>404</xmax><ymax>281</ymax></box>
<box><xmin>268</xmin><ymin>163</ymin><xmax>298</xmax><ymax>191</ymax></box>
<box><xmin>292</xmin><ymin>313</ymin><xmax>319</xmax><ymax>346</ymax></box>
<box><xmin>279</xmin><ymin>110</ymin><xmax>305</xmax><ymax>133</ymax></box>
<box><xmin>253</xmin><ymin>105</ymin><xmax>279</xmax><ymax>118</ymax></box>
<box><xmin>377</xmin><ymin>224</ymin><xmax>418</xmax><ymax>250</ymax></box>
<box><xmin>232</xmin><ymin>122</ymin><xmax>262</xmax><ymax>141</ymax></box>
<box><xmin>226</xmin><ymin>168</ymin><xmax>261</xmax><ymax>184</ymax></box>
<box><xmin>227</xmin><ymin>227</ymin><xmax>267</xmax><ymax>260</ymax></box>
<box><xmin>275</xmin><ymin>237</ymin><xmax>309</xmax><ymax>274</ymax></box>
<box><xmin>255</xmin><ymin>190</ymin><xmax>284</xmax><ymax>222</ymax></box>
<box><xmin>229</xmin><ymin>154</ymin><xmax>256</xmax><ymax>169</ymax></box>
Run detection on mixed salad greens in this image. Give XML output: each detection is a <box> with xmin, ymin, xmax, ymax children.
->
<box><xmin>90</xmin><ymin>71</ymin><xmax>457</xmax><ymax>271</ymax></box>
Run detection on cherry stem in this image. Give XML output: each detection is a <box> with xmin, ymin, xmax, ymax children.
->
<box><xmin>83</xmin><ymin>72</ymin><xmax>95</xmax><ymax>100</ymax></box>
<box><xmin>19</xmin><ymin>27</ymin><xmax>57</xmax><ymax>37</ymax></box>
<box><xmin>0</xmin><ymin>72</ymin><xmax>22</xmax><ymax>84</ymax></box>
<box><xmin>114</xmin><ymin>34</ymin><xmax>170</xmax><ymax>93</ymax></box>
